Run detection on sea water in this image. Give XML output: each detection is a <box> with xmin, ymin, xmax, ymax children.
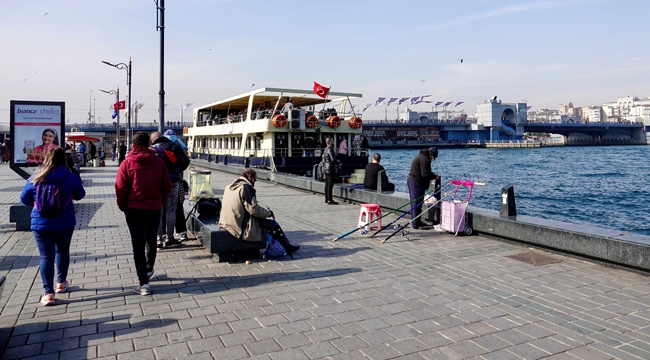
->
<box><xmin>375</xmin><ymin>146</ymin><xmax>650</xmax><ymax>236</ymax></box>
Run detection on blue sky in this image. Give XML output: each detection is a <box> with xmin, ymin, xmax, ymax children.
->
<box><xmin>1</xmin><ymin>0</ymin><xmax>649</xmax><ymax>125</ymax></box>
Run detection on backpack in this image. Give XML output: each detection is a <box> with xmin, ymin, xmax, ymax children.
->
<box><xmin>34</xmin><ymin>180</ymin><xmax>72</xmax><ymax>218</ymax></box>
<box><xmin>153</xmin><ymin>143</ymin><xmax>189</xmax><ymax>182</ymax></box>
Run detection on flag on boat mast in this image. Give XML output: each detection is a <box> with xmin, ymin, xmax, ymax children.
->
<box><xmin>362</xmin><ymin>103</ymin><xmax>372</xmax><ymax>112</ymax></box>
<box><xmin>375</xmin><ymin>97</ymin><xmax>386</xmax><ymax>106</ymax></box>
<box><xmin>313</xmin><ymin>81</ymin><xmax>330</xmax><ymax>98</ymax></box>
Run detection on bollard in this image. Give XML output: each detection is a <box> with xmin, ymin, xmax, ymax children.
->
<box><xmin>500</xmin><ymin>186</ymin><xmax>517</xmax><ymax>217</ymax></box>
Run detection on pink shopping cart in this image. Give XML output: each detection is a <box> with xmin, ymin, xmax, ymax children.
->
<box><xmin>440</xmin><ymin>180</ymin><xmax>475</xmax><ymax>236</ymax></box>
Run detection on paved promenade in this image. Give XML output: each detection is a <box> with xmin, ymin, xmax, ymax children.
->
<box><xmin>1</xmin><ymin>162</ymin><xmax>650</xmax><ymax>360</ymax></box>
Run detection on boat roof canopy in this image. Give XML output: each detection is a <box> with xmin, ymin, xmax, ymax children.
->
<box><xmin>196</xmin><ymin>87</ymin><xmax>363</xmax><ymax>112</ymax></box>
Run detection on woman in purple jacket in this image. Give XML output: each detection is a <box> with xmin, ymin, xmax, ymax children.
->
<box><xmin>20</xmin><ymin>148</ymin><xmax>86</xmax><ymax>305</ymax></box>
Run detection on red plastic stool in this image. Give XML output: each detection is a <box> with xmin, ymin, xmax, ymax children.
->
<box><xmin>359</xmin><ymin>204</ymin><xmax>382</xmax><ymax>234</ymax></box>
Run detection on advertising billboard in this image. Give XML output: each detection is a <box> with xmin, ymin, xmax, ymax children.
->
<box><xmin>10</xmin><ymin>100</ymin><xmax>66</xmax><ymax>179</ymax></box>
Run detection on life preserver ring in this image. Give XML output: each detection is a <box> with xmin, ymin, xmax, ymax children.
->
<box><xmin>272</xmin><ymin>114</ymin><xmax>287</xmax><ymax>127</ymax></box>
<box><xmin>306</xmin><ymin>115</ymin><xmax>318</xmax><ymax>128</ymax></box>
<box><xmin>349</xmin><ymin>117</ymin><xmax>362</xmax><ymax>129</ymax></box>
<box><xmin>327</xmin><ymin>115</ymin><xmax>341</xmax><ymax>128</ymax></box>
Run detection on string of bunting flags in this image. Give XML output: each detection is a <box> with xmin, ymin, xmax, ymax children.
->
<box><xmin>362</xmin><ymin>96</ymin><xmax>464</xmax><ymax>112</ymax></box>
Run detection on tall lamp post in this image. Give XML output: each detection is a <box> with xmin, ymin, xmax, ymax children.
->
<box><xmin>155</xmin><ymin>0</ymin><xmax>165</xmax><ymax>133</ymax></box>
<box><xmin>100</xmin><ymin>88</ymin><xmax>120</xmax><ymax>144</ymax></box>
<box><xmin>102</xmin><ymin>58</ymin><xmax>132</xmax><ymax>147</ymax></box>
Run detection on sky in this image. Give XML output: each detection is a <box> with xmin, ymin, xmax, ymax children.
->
<box><xmin>1</xmin><ymin>0</ymin><xmax>649</xmax><ymax>125</ymax></box>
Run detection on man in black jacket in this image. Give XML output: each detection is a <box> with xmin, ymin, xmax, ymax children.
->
<box><xmin>151</xmin><ymin>131</ymin><xmax>190</xmax><ymax>247</ymax></box>
<box><xmin>407</xmin><ymin>147</ymin><xmax>439</xmax><ymax>229</ymax></box>
<box><xmin>364</xmin><ymin>153</ymin><xmax>394</xmax><ymax>191</ymax></box>
<box><xmin>322</xmin><ymin>137</ymin><xmax>340</xmax><ymax>205</ymax></box>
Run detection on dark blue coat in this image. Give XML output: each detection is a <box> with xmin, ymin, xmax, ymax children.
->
<box><xmin>20</xmin><ymin>165</ymin><xmax>86</xmax><ymax>231</ymax></box>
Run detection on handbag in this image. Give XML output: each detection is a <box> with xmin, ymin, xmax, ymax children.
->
<box><xmin>264</xmin><ymin>233</ymin><xmax>286</xmax><ymax>258</ymax></box>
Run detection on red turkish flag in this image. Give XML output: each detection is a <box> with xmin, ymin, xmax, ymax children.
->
<box><xmin>313</xmin><ymin>81</ymin><xmax>330</xmax><ymax>99</ymax></box>
<box><xmin>113</xmin><ymin>100</ymin><xmax>126</xmax><ymax>110</ymax></box>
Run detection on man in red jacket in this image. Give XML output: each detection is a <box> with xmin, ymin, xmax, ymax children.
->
<box><xmin>115</xmin><ymin>131</ymin><xmax>171</xmax><ymax>296</ymax></box>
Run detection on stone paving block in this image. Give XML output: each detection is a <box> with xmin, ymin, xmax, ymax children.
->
<box><xmin>210</xmin><ymin>344</ymin><xmax>249</xmax><ymax>360</ymax></box>
<box><xmin>197</xmin><ymin>323</ymin><xmax>232</xmax><ymax>338</ymax></box>
<box><xmin>98</xmin><ymin>339</ymin><xmax>134</xmax><ymax>357</ymax></box>
<box><xmin>220</xmin><ymin>330</ymin><xmax>256</xmax><ymax>347</ymax></box>
<box><xmin>59</xmin><ymin>346</ymin><xmax>98</xmax><ymax>360</ymax></box>
<box><xmin>304</xmin><ymin>327</ymin><xmax>340</xmax><ymax>343</ymax></box>
<box><xmin>2</xmin><ymin>343</ymin><xmax>43</xmax><ymax>359</ymax></box>
<box><xmin>153</xmin><ymin>342</ymin><xmax>191</xmax><ymax>359</ymax></box>
<box><xmin>302</xmin><ymin>341</ymin><xmax>340</xmax><ymax>358</ymax></box>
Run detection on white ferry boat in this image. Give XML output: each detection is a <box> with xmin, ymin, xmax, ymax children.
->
<box><xmin>185</xmin><ymin>87</ymin><xmax>368</xmax><ymax>176</ymax></box>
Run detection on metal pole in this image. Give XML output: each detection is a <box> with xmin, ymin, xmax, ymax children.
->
<box><xmin>116</xmin><ymin>87</ymin><xmax>120</xmax><ymax>145</ymax></box>
<box><xmin>158</xmin><ymin>0</ymin><xmax>165</xmax><ymax>133</ymax></box>
<box><xmin>127</xmin><ymin>58</ymin><xmax>132</xmax><ymax>149</ymax></box>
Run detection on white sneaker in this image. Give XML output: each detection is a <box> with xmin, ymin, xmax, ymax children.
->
<box><xmin>178</xmin><ymin>232</ymin><xmax>188</xmax><ymax>241</ymax></box>
<box><xmin>133</xmin><ymin>283</ymin><xmax>151</xmax><ymax>296</ymax></box>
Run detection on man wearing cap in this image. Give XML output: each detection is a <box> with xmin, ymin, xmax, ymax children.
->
<box><xmin>164</xmin><ymin>129</ymin><xmax>188</xmax><ymax>151</ymax></box>
<box><xmin>407</xmin><ymin>147</ymin><xmax>440</xmax><ymax>229</ymax></box>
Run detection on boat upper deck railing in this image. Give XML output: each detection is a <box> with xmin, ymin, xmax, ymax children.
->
<box><xmin>196</xmin><ymin>109</ymin><xmax>360</xmax><ymax>128</ymax></box>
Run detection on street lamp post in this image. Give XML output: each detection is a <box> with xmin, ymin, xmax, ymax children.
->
<box><xmin>102</xmin><ymin>58</ymin><xmax>132</xmax><ymax>147</ymax></box>
<box><xmin>155</xmin><ymin>0</ymin><xmax>165</xmax><ymax>133</ymax></box>
<box><xmin>100</xmin><ymin>88</ymin><xmax>120</xmax><ymax>144</ymax></box>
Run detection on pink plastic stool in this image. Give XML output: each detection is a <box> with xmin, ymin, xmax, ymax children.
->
<box><xmin>359</xmin><ymin>204</ymin><xmax>382</xmax><ymax>233</ymax></box>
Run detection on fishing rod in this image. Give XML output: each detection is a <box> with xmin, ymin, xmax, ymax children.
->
<box><xmin>332</xmin><ymin>184</ymin><xmax>442</xmax><ymax>242</ymax></box>
<box><xmin>381</xmin><ymin>180</ymin><xmax>484</xmax><ymax>243</ymax></box>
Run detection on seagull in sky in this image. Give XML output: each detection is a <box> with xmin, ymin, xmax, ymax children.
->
<box><xmin>459</xmin><ymin>59</ymin><xmax>463</xmax><ymax>63</ymax></box>
<box><xmin>421</xmin><ymin>80</ymin><xmax>426</xmax><ymax>82</ymax></box>
<box><xmin>44</xmin><ymin>12</ymin><xmax>48</xmax><ymax>16</ymax></box>
<box><xmin>251</xmin><ymin>83</ymin><xmax>255</xmax><ymax>87</ymax></box>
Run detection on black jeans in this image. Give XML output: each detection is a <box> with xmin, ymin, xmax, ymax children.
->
<box><xmin>124</xmin><ymin>208</ymin><xmax>161</xmax><ymax>286</ymax></box>
<box><xmin>325</xmin><ymin>174</ymin><xmax>335</xmax><ymax>202</ymax></box>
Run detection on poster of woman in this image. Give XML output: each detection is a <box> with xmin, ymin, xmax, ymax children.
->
<box><xmin>25</xmin><ymin>128</ymin><xmax>60</xmax><ymax>164</ymax></box>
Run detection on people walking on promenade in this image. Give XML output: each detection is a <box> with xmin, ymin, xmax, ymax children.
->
<box><xmin>407</xmin><ymin>147</ymin><xmax>439</xmax><ymax>229</ymax></box>
<box><xmin>111</xmin><ymin>141</ymin><xmax>117</xmax><ymax>161</ymax></box>
<box><xmin>219</xmin><ymin>168</ymin><xmax>300</xmax><ymax>255</ymax></box>
<box><xmin>76</xmin><ymin>141</ymin><xmax>86</xmax><ymax>167</ymax></box>
<box><xmin>323</xmin><ymin>137</ymin><xmax>340</xmax><ymax>205</ymax></box>
<box><xmin>0</xmin><ymin>141</ymin><xmax>6</xmax><ymax>164</ymax></box>
<box><xmin>118</xmin><ymin>141</ymin><xmax>127</xmax><ymax>165</ymax></box>
<box><xmin>20</xmin><ymin>147</ymin><xmax>86</xmax><ymax>305</ymax></box>
<box><xmin>115</xmin><ymin>131</ymin><xmax>171</xmax><ymax>296</ymax></box>
<box><xmin>151</xmin><ymin>131</ymin><xmax>190</xmax><ymax>247</ymax></box>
